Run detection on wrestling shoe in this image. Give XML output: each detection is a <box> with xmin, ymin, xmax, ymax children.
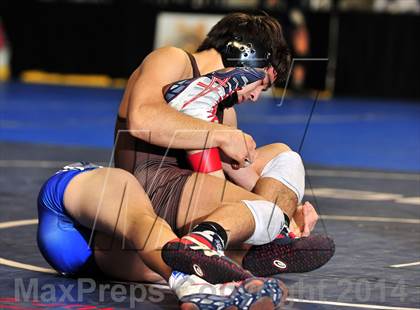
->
<box><xmin>169</xmin><ymin>271</ymin><xmax>287</xmax><ymax>310</ymax></box>
<box><xmin>164</xmin><ymin>67</ymin><xmax>266</xmax><ymax>122</ymax></box>
<box><xmin>162</xmin><ymin>231</ymin><xmax>252</xmax><ymax>284</ymax></box>
<box><xmin>242</xmin><ymin>227</ymin><xmax>335</xmax><ymax>276</ymax></box>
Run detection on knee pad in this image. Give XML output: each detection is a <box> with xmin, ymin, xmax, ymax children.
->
<box><xmin>261</xmin><ymin>151</ymin><xmax>305</xmax><ymax>203</ymax></box>
<box><xmin>242</xmin><ymin>200</ymin><xmax>285</xmax><ymax>245</ymax></box>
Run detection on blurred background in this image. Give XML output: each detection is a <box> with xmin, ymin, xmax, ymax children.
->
<box><xmin>0</xmin><ymin>0</ymin><xmax>419</xmax><ymax>172</ymax></box>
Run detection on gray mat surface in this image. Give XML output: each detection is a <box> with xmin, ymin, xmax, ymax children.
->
<box><xmin>1</xmin><ymin>142</ymin><xmax>419</xmax><ymax>309</ymax></box>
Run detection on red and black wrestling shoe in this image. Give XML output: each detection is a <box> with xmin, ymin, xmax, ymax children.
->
<box><xmin>242</xmin><ymin>229</ymin><xmax>335</xmax><ymax>277</ymax></box>
<box><xmin>162</xmin><ymin>232</ymin><xmax>252</xmax><ymax>284</ymax></box>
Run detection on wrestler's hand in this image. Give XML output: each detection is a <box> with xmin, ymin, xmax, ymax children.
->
<box><xmin>290</xmin><ymin>201</ymin><xmax>319</xmax><ymax>237</ymax></box>
<box><xmin>217</xmin><ymin>129</ymin><xmax>257</xmax><ymax>169</ymax></box>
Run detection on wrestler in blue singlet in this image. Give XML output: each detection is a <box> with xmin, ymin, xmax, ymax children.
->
<box><xmin>37</xmin><ymin>162</ymin><xmax>101</xmax><ymax>276</ymax></box>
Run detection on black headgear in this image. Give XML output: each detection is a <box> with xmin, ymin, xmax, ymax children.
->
<box><xmin>220</xmin><ymin>35</ymin><xmax>271</xmax><ymax>68</ymax></box>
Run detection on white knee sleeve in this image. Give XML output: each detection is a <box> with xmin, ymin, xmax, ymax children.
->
<box><xmin>261</xmin><ymin>151</ymin><xmax>305</xmax><ymax>203</ymax></box>
<box><xmin>242</xmin><ymin>200</ymin><xmax>285</xmax><ymax>245</ymax></box>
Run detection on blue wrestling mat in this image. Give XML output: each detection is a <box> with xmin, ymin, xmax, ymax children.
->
<box><xmin>0</xmin><ymin>82</ymin><xmax>419</xmax><ymax>172</ymax></box>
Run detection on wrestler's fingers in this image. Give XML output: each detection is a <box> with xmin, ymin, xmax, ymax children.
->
<box><xmin>248</xmin><ymin>149</ymin><xmax>257</xmax><ymax>163</ymax></box>
<box><xmin>302</xmin><ymin>202</ymin><xmax>318</xmax><ymax>236</ymax></box>
<box><xmin>231</xmin><ymin>161</ymin><xmax>240</xmax><ymax>170</ymax></box>
<box><xmin>236</xmin><ymin>157</ymin><xmax>248</xmax><ymax>169</ymax></box>
<box><xmin>243</xmin><ymin>134</ymin><xmax>257</xmax><ymax>163</ymax></box>
<box><xmin>306</xmin><ymin>201</ymin><xmax>319</xmax><ymax>229</ymax></box>
<box><xmin>302</xmin><ymin>222</ymin><xmax>311</xmax><ymax>237</ymax></box>
<box><xmin>289</xmin><ymin>218</ymin><xmax>303</xmax><ymax>238</ymax></box>
<box><xmin>231</xmin><ymin>153</ymin><xmax>255</xmax><ymax>169</ymax></box>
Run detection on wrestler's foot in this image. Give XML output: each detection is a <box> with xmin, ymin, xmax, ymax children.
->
<box><xmin>242</xmin><ymin>230</ymin><xmax>335</xmax><ymax>276</ymax></box>
<box><xmin>162</xmin><ymin>232</ymin><xmax>251</xmax><ymax>284</ymax></box>
<box><xmin>169</xmin><ymin>271</ymin><xmax>287</xmax><ymax>310</ymax></box>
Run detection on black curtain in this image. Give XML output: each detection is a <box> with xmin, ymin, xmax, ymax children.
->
<box><xmin>2</xmin><ymin>2</ymin><xmax>419</xmax><ymax>99</ymax></box>
<box><xmin>335</xmin><ymin>12</ymin><xmax>420</xmax><ymax>99</ymax></box>
<box><xmin>2</xmin><ymin>1</ymin><xmax>157</xmax><ymax>77</ymax></box>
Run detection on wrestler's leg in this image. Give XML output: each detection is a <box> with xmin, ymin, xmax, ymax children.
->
<box><xmin>64</xmin><ymin>167</ymin><xmax>174</xmax><ymax>280</ymax></box>
<box><xmin>177</xmin><ymin>172</ymin><xmax>262</xmax><ymax>239</ymax></box>
<box><xmin>177</xmin><ymin>144</ymin><xmax>301</xmax><ymax>263</ymax></box>
<box><xmin>223</xmin><ymin>143</ymin><xmax>298</xmax><ymax>219</ymax></box>
<box><xmin>178</xmin><ymin>143</ymin><xmax>297</xmax><ymax>238</ymax></box>
<box><xmin>93</xmin><ymin>232</ymin><xmax>165</xmax><ymax>283</ymax></box>
<box><xmin>252</xmin><ymin>143</ymin><xmax>298</xmax><ymax>218</ymax></box>
<box><xmin>177</xmin><ymin>172</ymin><xmax>264</xmax><ymax>264</ymax></box>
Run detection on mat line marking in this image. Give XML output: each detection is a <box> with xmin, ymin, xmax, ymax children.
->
<box><xmin>0</xmin><ymin>256</ymin><xmax>418</xmax><ymax>310</ymax></box>
<box><xmin>0</xmin><ymin>219</ymin><xmax>418</xmax><ymax>309</ymax></box>
<box><xmin>0</xmin><ymin>257</ymin><xmax>169</xmax><ymax>290</ymax></box>
<box><xmin>1</xmin><ymin>256</ymin><xmax>418</xmax><ymax>310</ymax></box>
<box><xmin>307</xmin><ymin>169</ymin><xmax>419</xmax><ymax>181</ymax></box>
<box><xmin>389</xmin><ymin>261</ymin><xmax>420</xmax><ymax>268</ymax></box>
<box><xmin>0</xmin><ymin>257</ymin><xmax>56</xmax><ymax>274</ymax></box>
<box><xmin>0</xmin><ymin>219</ymin><xmax>38</xmax><ymax>229</ymax></box>
<box><xmin>306</xmin><ymin>188</ymin><xmax>420</xmax><ymax>206</ymax></box>
<box><xmin>320</xmin><ymin>215</ymin><xmax>420</xmax><ymax>224</ymax></box>
<box><xmin>0</xmin><ymin>159</ymin><xmax>418</xmax><ymax>181</ymax></box>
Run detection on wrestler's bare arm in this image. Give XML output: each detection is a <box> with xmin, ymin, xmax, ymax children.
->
<box><xmin>127</xmin><ymin>47</ymin><xmax>219</xmax><ymax>147</ymax></box>
<box><xmin>222</xmin><ymin>107</ymin><xmax>238</xmax><ymax>128</ymax></box>
<box><xmin>221</xmin><ymin>108</ymin><xmax>260</xmax><ymax>189</ymax></box>
<box><xmin>127</xmin><ymin>47</ymin><xmax>256</xmax><ymax>166</ymax></box>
